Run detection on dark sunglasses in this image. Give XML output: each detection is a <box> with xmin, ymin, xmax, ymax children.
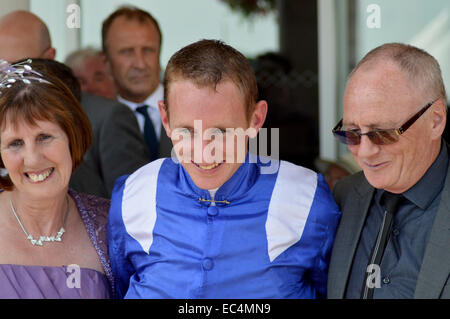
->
<box><xmin>332</xmin><ymin>99</ymin><xmax>438</xmax><ymax>145</ymax></box>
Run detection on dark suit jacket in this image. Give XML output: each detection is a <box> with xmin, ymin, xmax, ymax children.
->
<box><xmin>70</xmin><ymin>93</ymin><xmax>151</xmax><ymax>198</ymax></box>
<box><xmin>328</xmin><ymin>158</ymin><xmax>450</xmax><ymax>298</ymax></box>
<box><xmin>158</xmin><ymin>126</ymin><xmax>172</xmax><ymax>158</ymax></box>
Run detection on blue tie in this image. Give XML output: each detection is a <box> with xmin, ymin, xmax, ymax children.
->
<box><xmin>136</xmin><ymin>105</ymin><xmax>159</xmax><ymax>161</ymax></box>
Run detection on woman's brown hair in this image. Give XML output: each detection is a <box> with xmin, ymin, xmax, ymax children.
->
<box><xmin>0</xmin><ymin>64</ymin><xmax>92</xmax><ymax>190</ymax></box>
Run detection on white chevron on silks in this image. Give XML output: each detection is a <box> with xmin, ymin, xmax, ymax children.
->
<box><xmin>122</xmin><ymin>158</ymin><xmax>165</xmax><ymax>254</ymax></box>
<box><xmin>265</xmin><ymin>160</ymin><xmax>317</xmax><ymax>262</ymax></box>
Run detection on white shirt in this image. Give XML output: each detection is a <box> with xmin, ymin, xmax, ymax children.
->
<box><xmin>208</xmin><ymin>188</ymin><xmax>219</xmax><ymax>206</ymax></box>
<box><xmin>117</xmin><ymin>84</ymin><xmax>164</xmax><ymax>140</ymax></box>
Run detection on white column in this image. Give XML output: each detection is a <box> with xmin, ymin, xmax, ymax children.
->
<box><xmin>29</xmin><ymin>0</ymin><xmax>81</xmax><ymax>61</ymax></box>
<box><xmin>317</xmin><ymin>0</ymin><xmax>338</xmax><ymax>161</ymax></box>
<box><xmin>65</xmin><ymin>0</ymin><xmax>81</xmax><ymax>58</ymax></box>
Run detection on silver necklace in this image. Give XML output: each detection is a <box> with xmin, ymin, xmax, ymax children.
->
<box><xmin>10</xmin><ymin>196</ymin><xmax>69</xmax><ymax>246</ymax></box>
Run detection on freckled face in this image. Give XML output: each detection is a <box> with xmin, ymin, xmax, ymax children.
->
<box><xmin>160</xmin><ymin>79</ymin><xmax>266</xmax><ymax>190</ymax></box>
<box><xmin>0</xmin><ymin>118</ymin><xmax>72</xmax><ymax>199</ymax></box>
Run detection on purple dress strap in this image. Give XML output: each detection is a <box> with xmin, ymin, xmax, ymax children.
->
<box><xmin>68</xmin><ymin>189</ymin><xmax>114</xmax><ymax>296</ymax></box>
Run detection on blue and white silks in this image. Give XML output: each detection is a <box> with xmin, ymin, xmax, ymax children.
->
<box><xmin>107</xmin><ymin>155</ymin><xmax>341</xmax><ymax>299</ymax></box>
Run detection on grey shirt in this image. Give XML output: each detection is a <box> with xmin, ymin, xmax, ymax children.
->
<box><xmin>345</xmin><ymin>142</ymin><xmax>449</xmax><ymax>298</ymax></box>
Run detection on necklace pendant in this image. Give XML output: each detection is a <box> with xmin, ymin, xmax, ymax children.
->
<box><xmin>28</xmin><ymin>236</ymin><xmax>43</xmax><ymax>246</ymax></box>
<box><xmin>26</xmin><ymin>229</ymin><xmax>66</xmax><ymax>246</ymax></box>
<box><xmin>10</xmin><ymin>197</ymin><xmax>69</xmax><ymax>247</ymax></box>
<box><xmin>55</xmin><ymin>227</ymin><xmax>65</xmax><ymax>241</ymax></box>
<box><xmin>27</xmin><ymin>234</ymin><xmax>37</xmax><ymax>245</ymax></box>
<box><xmin>40</xmin><ymin>235</ymin><xmax>51</xmax><ymax>242</ymax></box>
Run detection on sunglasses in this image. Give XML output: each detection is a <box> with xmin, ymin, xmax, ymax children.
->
<box><xmin>332</xmin><ymin>99</ymin><xmax>438</xmax><ymax>145</ymax></box>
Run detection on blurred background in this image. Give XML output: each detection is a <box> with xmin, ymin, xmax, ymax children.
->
<box><xmin>1</xmin><ymin>0</ymin><xmax>449</xmax><ymax>172</ymax></box>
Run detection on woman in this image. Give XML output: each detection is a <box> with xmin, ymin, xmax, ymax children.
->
<box><xmin>0</xmin><ymin>59</ymin><xmax>113</xmax><ymax>298</ymax></box>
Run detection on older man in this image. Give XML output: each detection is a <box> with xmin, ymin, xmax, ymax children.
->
<box><xmin>328</xmin><ymin>43</ymin><xmax>449</xmax><ymax>299</ymax></box>
<box><xmin>65</xmin><ymin>47</ymin><xmax>116</xmax><ymax>100</ymax></box>
<box><xmin>0</xmin><ymin>10</ymin><xmax>55</xmax><ymax>61</ymax></box>
<box><xmin>108</xmin><ymin>39</ymin><xmax>341</xmax><ymax>299</ymax></box>
<box><xmin>0</xmin><ymin>10</ymin><xmax>150</xmax><ymax>198</ymax></box>
<box><xmin>102</xmin><ymin>5</ymin><xmax>172</xmax><ymax>160</ymax></box>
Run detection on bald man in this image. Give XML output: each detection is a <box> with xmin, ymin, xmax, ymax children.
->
<box><xmin>0</xmin><ymin>10</ymin><xmax>55</xmax><ymax>62</ymax></box>
<box><xmin>328</xmin><ymin>43</ymin><xmax>449</xmax><ymax>299</ymax></box>
<box><xmin>0</xmin><ymin>10</ymin><xmax>151</xmax><ymax>198</ymax></box>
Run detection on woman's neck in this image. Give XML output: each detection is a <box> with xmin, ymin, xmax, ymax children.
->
<box><xmin>8</xmin><ymin>189</ymin><xmax>69</xmax><ymax>237</ymax></box>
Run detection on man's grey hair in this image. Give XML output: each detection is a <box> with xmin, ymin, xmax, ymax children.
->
<box><xmin>349</xmin><ymin>43</ymin><xmax>447</xmax><ymax>102</ymax></box>
<box><xmin>65</xmin><ymin>47</ymin><xmax>102</xmax><ymax>71</ymax></box>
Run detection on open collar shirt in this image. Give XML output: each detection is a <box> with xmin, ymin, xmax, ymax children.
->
<box><xmin>345</xmin><ymin>142</ymin><xmax>449</xmax><ymax>298</ymax></box>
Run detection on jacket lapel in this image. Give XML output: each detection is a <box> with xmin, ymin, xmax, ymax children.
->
<box><xmin>414</xmin><ymin>169</ymin><xmax>450</xmax><ymax>298</ymax></box>
<box><xmin>333</xmin><ymin>174</ymin><xmax>374</xmax><ymax>298</ymax></box>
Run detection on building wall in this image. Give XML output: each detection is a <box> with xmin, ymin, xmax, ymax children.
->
<box><xmin>29</xmin><ymin>0</ymin><xmax>279</xmax><ymax>68</ymax></box>
<box><xmin>0</xmin><ymin>0</ymin><xmax>29</xmax><ymax>16</ymax></box>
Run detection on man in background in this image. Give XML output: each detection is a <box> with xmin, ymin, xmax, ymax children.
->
<box><xmin>65</xmin><ymin>47</ymin><xmax>116</xmax><ymax>100</ymax></box>
<box><xmin>0</xmin><ymin>10</ymin><xmax>150</xmax><ymax>198</ymax></box>
<box><xmin>102</xmin><ymin>5</ymin><xmax>172</xmax><ymax>160</ymax></box>
<box><xmin>0</xmin><ymin>10</ymin><xmax>55</xmax><ymax>62</ymax></box>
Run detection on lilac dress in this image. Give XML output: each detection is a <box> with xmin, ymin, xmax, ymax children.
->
<box><xmin>0</xmin><ymin>189</ymin><xmax>114</xmax><ymax>299</ymax></box>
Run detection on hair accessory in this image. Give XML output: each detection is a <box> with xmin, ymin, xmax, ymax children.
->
<box><xmin>0</xmin><ymin>59</ymin><xmax>50</xmax><ymax>94</ymax></box>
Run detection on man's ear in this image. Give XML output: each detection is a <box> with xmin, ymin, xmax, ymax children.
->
<box><xmin>431</xmin><ymin>98</ymin><xmax>447</xmax><ymax>140</ymax></box>
<box><xmin>248</xmin><ymin>100</ymin><xmax>268</xmax><ymax>138</ymax></box>
<box><xmin>158</xmin><ymin>100</ymin><xmax>172</xmax><ymax>138</ymax></box>
<box><xmin>103</xmin><ymin>53</ymin><xmax>114</xmax><ymax>75</ymax></box>
<box><xmin>42</xmin><ymin>47</ymin><xmax>56</xmax><ymax>60</ymax></box>
<box><xmin>100</xmin><ymin>52</ymin><xmax>109</xmax><ymax>67</ymax></box>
